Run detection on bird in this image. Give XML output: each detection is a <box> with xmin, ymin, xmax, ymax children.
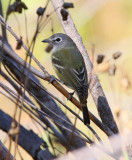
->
<box><xmin>42</xmin><ymin>33</ymin><xmax>90</xmax><ymax>125</ymax></box>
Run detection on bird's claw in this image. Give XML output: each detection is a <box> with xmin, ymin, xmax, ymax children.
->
<box><xmin>67</xmin><ymin>91</ymin><xmax>75</xmax><ymax>100</ymax></box>
<box><xmin>49</xmin><ymin>75</ymin><xmax>62</xmax><ymax>84</ymax></box>
<box><xmin>49</xmin><ymin>75</ymin><xmax>57</xmax><ymax>84</ymax></box>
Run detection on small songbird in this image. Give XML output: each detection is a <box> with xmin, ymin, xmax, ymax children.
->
<box><xmin>42</xmin><ymin>33</ymin><xmax>90</xmax><ymax>125</ymax></box>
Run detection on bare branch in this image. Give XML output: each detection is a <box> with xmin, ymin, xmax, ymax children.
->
<box><xmin>0</xmin><ymin>37</ymin><xmax>113</xmax><ymax>137</ymax></box>
<box><xmin>0</xmin><ymin>39</ymin><xmax>49</xmax><ymax>79</ymax></box>
<box><xmin>2</xmin><ymin>54</ymin><xmax>87</xmax><ymax>149</ymax></box>
<box><xmin>0</xmin><ymin>70</ymin><xmax>104</xmax><ymax>143</ymax></box>
<box><xmin>0</xmin><ymin>81</ymin><xmax>92</xmax><ymax>144</ymax></box>
<box><xmin>0</xmin><ymin>88</ymin><xmax>67</xmax><ymax>147</ymax></box>
<box><xmin>0</xmin><ymin>0</ymin><xmax>7</xmax><ymax>42</ymax></box>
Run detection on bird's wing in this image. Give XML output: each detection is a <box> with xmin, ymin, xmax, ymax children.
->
<box><xmin>52</xmin><ymin>47</ymin><xmax>88</xmax><ymax>103</ymax></box>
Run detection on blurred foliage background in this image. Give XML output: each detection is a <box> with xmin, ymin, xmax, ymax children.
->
<box><xmin>0</xmin><ymin>0</ymin><xmax>132</xmax><ymax>159</ymax></box>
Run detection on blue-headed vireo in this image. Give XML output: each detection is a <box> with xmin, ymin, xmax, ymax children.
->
<box><xmin>42</xmin><ymin>33</ymin><xmax>90</xmax><ymax>125</ymax></box>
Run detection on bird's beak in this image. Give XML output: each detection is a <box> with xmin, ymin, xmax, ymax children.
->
<box><xmin>42</xmin><ymin>38</ymin><xmax>51</xmax><ymax>43</ymax></box>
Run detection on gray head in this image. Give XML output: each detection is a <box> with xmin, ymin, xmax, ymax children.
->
<box><xmin>42</xmin><ymin>33</ymin><xmax>76</xmax><ymax>52</ymax></box>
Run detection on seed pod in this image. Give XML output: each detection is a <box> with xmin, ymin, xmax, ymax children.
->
<box><xmin>97</xmin><ymin>54</ymin><xmax>105</xmax><ymax>64</ymax></box>
<box><xmin>16</xmin><ymin>37</ymin><xmax>23</xmax><ymax>50</ymax></box>
<box><xmin>7</xmin><ymin>1</ymin><xmax>28</xmax><ymax>15</ymax></box>
<box><xmin>36</xmin><ymin>7</ymin><xmax>45</xmax><ymax>16</ymax></box>
<box><xmin>19</xmin><ymin>2</ymin><xmax>28</xmax><ymax>10</ymax></box>
<box><xmin>112</xmin><ymin>51</ymin><xmax>122</xmax><ymax>60</ymax></box>
<box><xmin>45</xmin><ymin>44</ymin><xmax>53</xmax><ymax>53</ymax></box>
<box><xmin>63</xmin><ymin>3</ymin><xmax>74</xmax><ymax>9</ymax></box>
<box><xmin>60</xmin><ymin>9</ymin><xmax>68</xmax><ymax>21</ymax></box>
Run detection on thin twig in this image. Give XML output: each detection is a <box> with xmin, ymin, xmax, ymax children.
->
<box><xmin>1</xmin><ymin>69</ymin><xmax>93</xmax><ymax>144</ymax></box>
<box><xmin>24</xmin><ymin>11</ymin><xmax>29</xmax><ymax>48</ymax></box>
<box><xmin>0</xmin><ymin>89</ymin><xmax>68</xmax><ymax>147</ymax></box>
<box><xmin>0</xmin><ymin>15</ymin><xmax>48</xmax><ymax>75</ymax></box>
<box><xmin>0</xmin><ymin>89</ymin><xmax>59</xmax><ymax>138</ymax></box>
<box><xmin>1</xmin><ymin>66</ymin><xmax>104</xmax><ymax>144</ymax></box>
<box><xmin>2</xmin><ymin>87</ymin><xmax>115</xmax><ymax>159</ymax></box>
<box><xmin>0</xmin><ymin>40</ymin><xmax>49</xmax><ymax>79</ymax></box>
<box><xmin>0</xmin><ymin>81</ymin><xmax>118</xmax><ymax>158</ymax></box>
<box><xmin>2</xmin><ymin>53</ymin><xmax>114</xmax><ymax>137</ymax></box>
<box><xmin>0</xmin><ymin>82</ymin><xmax>92</xmax><ymax>144</ymax></box>
<box><xmin>0</xmin><ymin>15</ymin><xmax>115</xmax><ymax>137</ymax></box>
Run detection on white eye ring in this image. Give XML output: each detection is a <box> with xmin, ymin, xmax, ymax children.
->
<box><xmin>54</xmin><ymin>37</ymin><xmax>62</xmax><ymax>43</ymax></box>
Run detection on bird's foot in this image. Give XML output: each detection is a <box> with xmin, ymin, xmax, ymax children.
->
<box><xmin>49</xmin><ymin>75</ymin><xmax>57</xmax><ymax>84</ymax></box>
<box><xmin>49</xmin><ymin>75</ymin><xmax>62</xmax><ymax>84</ymax></box>
<box><xmin>67</xmin><ymin>91</ymin><xmax>75</xmax><ymax>100</ymax></box>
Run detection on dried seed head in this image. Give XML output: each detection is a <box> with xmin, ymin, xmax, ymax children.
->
<box><xmin>7</xmin><ymin>1</ymin><xmax>28</xmax><ymax>15</ymax></box>
<box><xmin>45</xmin><ymin>44</ymin><xmax>53</xmax><ymax>53</ymax></box>
<box><xmin>60</xmin><ymin>9</ymin><xmax>68</xmax><ymax>21</ymax></box>
<box><xmin>16</xmin><ymin>36</ymin><xmax>23</xmax><ymax>50</ymax></box>
<box><xmin>36</xmin><ymin>7</ymin><xmax>45</xmax><ymax>16</ymax></box>
<box><xmin>97</xmin><ymin>54</ymin><xmax>105</xmax><ymax>64</ymax></box>
<box><xmin>63</xmin><ymin>3</ymin><xmax>74</xmax><ymax>9</ymax></box>
<box><xmin>112</xmin><ymin>51</ymin><xmax>122</xmax><ymax>60</ymax></box>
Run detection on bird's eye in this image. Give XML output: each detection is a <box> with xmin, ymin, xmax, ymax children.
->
<box><xmin>55</xmin><ymin>37</ymin><xmax>62</xmax><ymax>43</ymax></box>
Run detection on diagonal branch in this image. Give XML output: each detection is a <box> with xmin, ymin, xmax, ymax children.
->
<box><xmin>0</xmin><ymin>81</ymin><xmax>93</xmax><ymax>144</ymax></box>
<box><xmin>0</xmin><ymin>70</ymin><xmax>68</xmax><ymax>146</ymax></box>
<box><xmin>0</xmin><ymin>69</ymin><xmax>103</xmax><ymax>143</ymax></box>
<box><xmin>2</xmin><ymin>53</ymin><xmax>86</xmax><ymax>150</ymax></box>
<box><xmin>0</xmin><ymin>37</ymin><xmax>113</xmax><ymax>137</ymax></box>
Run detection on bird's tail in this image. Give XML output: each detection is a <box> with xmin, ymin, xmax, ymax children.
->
<box><xmin>82</xmin><ymin>105</ymin><xmax>90</xmax><ymax>125</ymax></box>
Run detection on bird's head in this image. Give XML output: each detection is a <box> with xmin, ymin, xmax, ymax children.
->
<box><xmin>42</xmin><ymin>33</ymin><xmax>76</xmax><ymax>51</ymax></box>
